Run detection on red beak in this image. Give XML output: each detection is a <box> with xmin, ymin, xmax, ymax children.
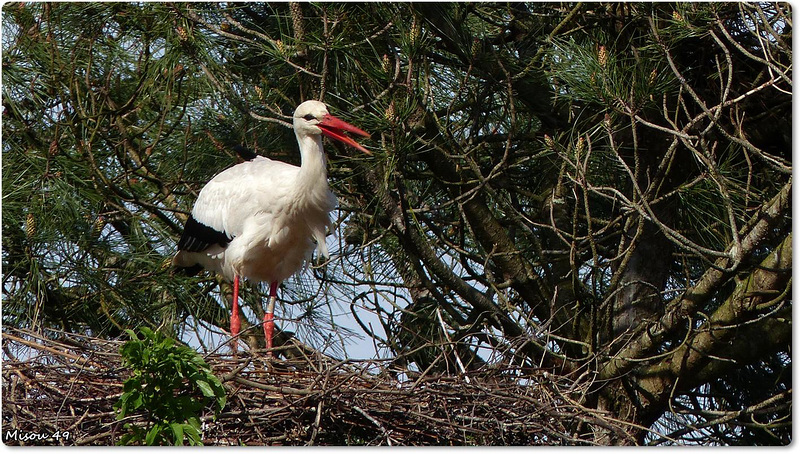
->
<box><xmin>318</xmin><ymin>114</ymin><xmax>371</xmax><ymax>155</ymax></box>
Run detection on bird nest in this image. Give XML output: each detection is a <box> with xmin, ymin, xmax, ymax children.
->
<box><xmin>2</xmin><ymin>327</ymin><xmax>631</xmax><ymax>446</ymax></box>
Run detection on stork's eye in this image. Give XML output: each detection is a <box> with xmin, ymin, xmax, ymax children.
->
<box><xmin>303</xmin><ymin>114</ymin><xmax>316</xmax><ymax>121</ymax></box>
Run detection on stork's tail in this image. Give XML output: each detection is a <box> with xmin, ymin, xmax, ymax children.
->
<box><xmin>171</xmin><ymin>252</ymin><xmax>204</xmax><ymax>276</ymax></box>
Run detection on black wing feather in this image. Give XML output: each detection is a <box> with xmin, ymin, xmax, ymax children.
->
<box><xmin>233</xmin><ymin>145</ymin><xmax>258</xmax><ymax>161</ymax></box>
<box><xmin>177</xmin><ymin>215</ymin><xmax>232</xmax><ymax>253</ymax></box>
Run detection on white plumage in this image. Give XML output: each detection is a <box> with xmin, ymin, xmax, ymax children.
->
<box><xmin>176</xmin><ymin>154</ymin><xmax>336</xmax><ymax>283</ymax></box>
<box><xmin>174</xmin><ymin>100</ymin><xmax>370</xmax><ymax>354</ymax></box>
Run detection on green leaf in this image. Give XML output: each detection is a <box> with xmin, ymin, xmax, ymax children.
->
<box><xmin>186</xmin><ymin>416</ymin><xmax>201</xmax><ymax>432</ymax></box>
<box><xmin>145</xmin><ymin>423</ymin><xmax>162</xmax><ymax>445</ymax></box>
<box><xmin>215</xmin><ymin>393</ymin><xmax>227</xmax><ymax>414</ymax></box>
<box><xmin>169</xmin><ymin>422</ymin><xmax>184</xmax><ymax>446</ymax></box>
<box><xmin>122</xmin><ymin>377</ymin><xmax>140</xmax><ymax>392</ymax></box>
<box><xmin>118</xmin><ymin>432</ymin><xmax>136</xmax><ymax>446</ymax></box>
<box><xmin>114</xmin><ymin>393</ymin><xmax>130</xmax><ymax>418</ymax></box>
<box><xmin>195</xmin><ymin>379</ymin><xmax>214</xmax><ymax>398</ymax></box>
<box><xmin>183</xmin><ymin>424</ymin><xmax>202</xmax><ymax>446</ymax></box>
<box><xmin>130</xmin><ymin>391</ymin><xmax>144</xmax><ymax>410</ymax></box>
<box><xmin>139</xmin><ymin>326</ymin><xmax>155</xmax><ymax>340</ymax></box>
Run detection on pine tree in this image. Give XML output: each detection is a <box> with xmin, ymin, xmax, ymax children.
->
<box><xmin>3</xmin><ymin>2</ymin><xmax>791</xmax><ymax>445</ymax></box>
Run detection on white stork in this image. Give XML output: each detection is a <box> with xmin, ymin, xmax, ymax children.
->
<box><xmin>173</xmin><ymin>100</ymin><xmax>370</xmax><ymax>354</ymax></box>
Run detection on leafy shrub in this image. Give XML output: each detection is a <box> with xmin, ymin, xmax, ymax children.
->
<box><xmin>113</xmin><ymin>327</ymin><xmax>226</xmax><ymax>445</ymax></box>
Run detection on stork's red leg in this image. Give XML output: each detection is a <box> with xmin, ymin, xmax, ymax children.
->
<box><xmin>230</xmin><ymin>275</ymin><xmax>241</xmax><ymax>353</ymax></box>
<box><xmin>263</xmin><ymin>281</ymin><xmax>279</xmax><ymax>356</ymax></box>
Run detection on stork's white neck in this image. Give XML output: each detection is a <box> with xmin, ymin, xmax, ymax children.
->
<box><xmin>294</xmin><ymin>132</ymin><xmax>329</xmax><ymax>198</ymax></box>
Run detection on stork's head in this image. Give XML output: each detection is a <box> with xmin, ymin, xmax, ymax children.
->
<box><xmin>293</xmin><ymin>100</ymin><xmax>371</xmax><ymax>154</ymax></box>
